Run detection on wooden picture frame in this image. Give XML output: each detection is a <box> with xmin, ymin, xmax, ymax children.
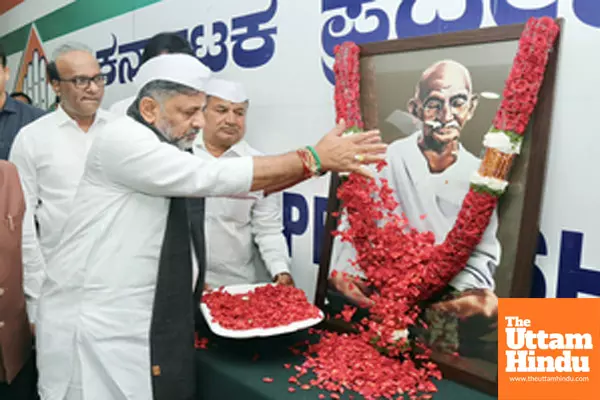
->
<box><xmin>314</xmin><ymin>21</ymin><xmax>562</xmax><ymax>396</ymax></box>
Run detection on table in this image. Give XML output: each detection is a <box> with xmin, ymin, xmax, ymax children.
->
<box><xmin>195</xmin><ymin>320</ymin><xmax>497</xmax><ymax>400</ymax></box>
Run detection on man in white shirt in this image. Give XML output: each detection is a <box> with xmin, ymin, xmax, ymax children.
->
<box><xmin>34</xmin><ymin>53</ymin><xmax>386</xmax><ymax>400</ymax></box>
<box><xmin>196</xmin><ymin>79</ymin><xmax>293</xmax><ymax>288</ymax></box>
<box><xmin>9</xmin><ymin>42</ymin><xmax>113</xmax><ymax>323</ymax></box>
<box><xmin>329</xmin><ymin>60</ymin><xmax>500</xmax><ymax>318</ymax></box>
<box><xmin>109</xmin><ymin>32</ymin><xmax>194</xmax><ymax>115</ymax></box>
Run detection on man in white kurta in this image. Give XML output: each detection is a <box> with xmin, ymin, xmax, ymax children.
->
<box><xmin>195</xmin><ymin>79</ymin><xmax>292</xmax><ymax>288</ymax></box>
<box><xmin>35</xmin><ymin>54</ymin><xmax>386</xmax><ymax>400</ymax></box>
<box><xmin>9</xmin><ymin>43</ymin><xmax>113</xmax><ymax>323</ymax></box>
<box><xmin>330</xmin><ymin>60</ymin><xmax>500</xmax><ymax>314</ymax></box>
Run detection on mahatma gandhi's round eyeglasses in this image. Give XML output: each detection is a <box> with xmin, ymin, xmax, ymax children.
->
<box><xmin>58</xmin><ymin>74</ymin><xmax>107</xmax><ymax>89</ymax></box>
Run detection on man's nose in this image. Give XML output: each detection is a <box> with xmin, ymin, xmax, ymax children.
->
<box><xmin>86</xmin><ymin>81</ymin><xmax>102</xmax><ymax>96</ymax></box>
<box><xmin>439</xmin><ymin>102</ymin><xmax>453</xmax><ymax>123</ymax></box>
<box><xmin>225</xmin><ymin>111</ymin><xmax>236</xmax><ymax>125</ymax></box>
<box><xmin>192</xmin><ymin>112</ymin><xmax>205</xmax><ymax>129</ymax></box>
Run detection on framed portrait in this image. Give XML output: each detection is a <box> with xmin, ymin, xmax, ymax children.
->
<box><xmin>315</xmin><ymin>22</ymin><xmax>561</xmax><ymax>395</ymax></box>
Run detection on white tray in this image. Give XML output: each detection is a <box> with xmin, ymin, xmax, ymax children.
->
<box><xmin>200</xmin><ymin>283</ymin><xmax>325</xmax><ymax>339</ymax></box>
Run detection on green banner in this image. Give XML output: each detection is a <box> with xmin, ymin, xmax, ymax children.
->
<box><xmin>0</xmin><ymin>0</ymin><xmax>161</xmax><ymax>55</ymax></box>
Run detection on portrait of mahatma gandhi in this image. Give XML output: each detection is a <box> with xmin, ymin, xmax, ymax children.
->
<box><xmin>321</xmin><ymin>32</ymin><xmax>557</xmax><ymax>385</ymax></box>
<box><xmin>383</xmin><ymin>58</ymin><xmax>501</xmax><ymax>293</ymax></box>
<box><xmin>329</xmin><ymin>53</ymin><xmax>518</xmax><ymax>362</ymax></box>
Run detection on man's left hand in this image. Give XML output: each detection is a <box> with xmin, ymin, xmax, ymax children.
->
<box><xmin>274</xmin><ymin>273</ymin><xmax>295</xmax><ymax>286</ymax></box>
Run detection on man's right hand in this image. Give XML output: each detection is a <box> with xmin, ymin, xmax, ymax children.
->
<box><xmin>431</xmin><ymin>288</ymin><xmax>498</xmax><ymax>319</ymax></box>
<box><xmin>314</xmin><ymin>120</ymin><xmax>387</xmax><ymax>178</ymax></box>
<box><xmin>329</xmin><ymin>272</ymin><xmax>375</xmax><ymax>308</ymax></box>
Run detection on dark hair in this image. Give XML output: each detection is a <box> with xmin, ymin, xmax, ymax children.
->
<box><xmin>137</xmin><ymin>79</ymin><xmax>199</xmax><ymax>104</ymax></box>
<box><xmin>10</xmin><ymin>92</ymin><xmax>33</xmax><ymax>104</ymax></box>
<box><xmin>128</xmin><ymin>79</ymin><xmax>199</xmax><ymax>124</ymax></box>
<box><xmin>47</xmin><ymin>61</ymin><xmax>60</xmax><ymax>82</ymax></box>
<box><xmin>0</xmin><ymin>43</ymin><xmax>6</xmax><ymax>67</ymax></box>
<box><xmin>140</xmin><ymin>32</ymin><xmax>193</xmax><ymax>65</ymax></box>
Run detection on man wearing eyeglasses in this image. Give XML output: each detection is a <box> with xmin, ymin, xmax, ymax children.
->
<box><xmin>9</xmin><ymin>42</ymin><xmax>114</xmax><ymax>327</ymax></box>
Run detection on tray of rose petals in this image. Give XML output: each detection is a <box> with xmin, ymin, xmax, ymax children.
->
<box><xmin>200</xmin><ymin>283</ymin><xmax>325</xmax><ymax>339</ymax></box>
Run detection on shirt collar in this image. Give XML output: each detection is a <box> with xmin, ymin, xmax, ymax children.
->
<box><xmin>195</xmin><ymin>133</ymin><xmax>249</xmax><ymax>157</ymax></box>
<box><xmin>53</xmin><ymin>105</ymin><xmax>112</xmax><ymax>128</ymax></box>
<box><xmin>0</xmin><ymin>93</ymin><xmax>19</xmax><ymax>113</ymax></box>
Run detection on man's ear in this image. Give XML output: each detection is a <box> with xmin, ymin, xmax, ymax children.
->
<box><xmin>3</xmin><ymin>66</ymin><xmax>10</xmax><ymax>82</ymax></box>
<box><xmin>407</xmin><ymin>97</ymin><xmax>421</xmax><ymax>119</ymax></box>
<box><xmin>466</xmin><ymin>93</ymin><xmax>479</xmax><ymax>121</ymax></box>
<box><xmin>50</xmin><ymin>79</ymin><xmax>61</xmax><ymax>97</ymax></box>
<box><xmin>139</xmin><ymin>97</ymin><xmax>159</xmax><ymax>124</ymax></box>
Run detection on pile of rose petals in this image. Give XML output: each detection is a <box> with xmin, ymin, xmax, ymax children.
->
<box><xmin>202</xmin><ymin>284</ymin><xmax>322</xmax><ymax>330</ymax></box>
<box><xmin>289</xmin><ymin>330</ymin><xmax>440</xmax><ymax>400</ymax></box>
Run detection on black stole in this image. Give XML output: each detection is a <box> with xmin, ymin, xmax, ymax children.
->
<box><xmin>127</xmin><ymin>103</ymin><xmax>206</xmax><ymax>400</ymax></box>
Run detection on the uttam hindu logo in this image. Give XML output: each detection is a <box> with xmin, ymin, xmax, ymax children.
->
<box><xmin>505</xmin><ymin>315</ymin><xmax>592</xmax><ymax>373</ymax></box>
<box><xmin>14</xmin><ymin>24</ymin><xmax>55</xmax><ymax>110</ymax></box>
<box><xmin>498</xmin><ymin>298</ymin><xmax>600</xmax><ymax>400</ymax></box>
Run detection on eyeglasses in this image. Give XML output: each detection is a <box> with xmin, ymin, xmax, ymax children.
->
<box><xmin>59</xmin><ymin>74</ymin><xmax>107</xmax><ymax>89</ymax></box>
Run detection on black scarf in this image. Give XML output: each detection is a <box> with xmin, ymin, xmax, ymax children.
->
<box><xmin>127</xmin><ymin>101</ymin><xmax>206</xmax><ymax>400</ymax></box>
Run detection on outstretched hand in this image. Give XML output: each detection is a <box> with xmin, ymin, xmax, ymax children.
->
<box><xmin>314</xmin><ymin>120</ymin><xmax>387</xmax><ymax>178</ymax></box>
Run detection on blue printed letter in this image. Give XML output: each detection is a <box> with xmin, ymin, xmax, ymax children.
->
<box><xmin>395</xmin><ymin>0</ymin><xmax>483</xmax><ymax>39</ymax></box>
<box><xmin>283</xmin><ymin>193</ymin><xmax>308</xmax><ymax>256</ymax></box>
<box><xmin>556</xmin><ymin>230</ymin><xmax>600</xmax><ymax>298</ymax></box>
<box><xmin>313</xmin><ymin>196</ymin><xmax>329</xmax><ymax>265</ymax></box>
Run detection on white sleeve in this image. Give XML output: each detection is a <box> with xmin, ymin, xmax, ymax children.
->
<box><xmin>251</xmin><ymin>192</ymin><xmax>291</xmax><ymax>278</ymax></box>
<box><xmin>8</xmin><ymin>130</ymin><xmax>47</xmax><ymax>324</ymax></box>
<box><xmin>96</xmin><ymin>127</ymin><xmax>254</xmax><ymax>198</ymax></box>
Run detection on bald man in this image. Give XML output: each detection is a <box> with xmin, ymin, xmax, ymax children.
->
<box><xmin>408</xmin><ymin>59</ymin><xmax>479</xmax><ymax>171</ymax></box>
<box><xmin>330</xmin><ymin>59</ymin><xmax>500</xmax><ymax>315</ymax></box>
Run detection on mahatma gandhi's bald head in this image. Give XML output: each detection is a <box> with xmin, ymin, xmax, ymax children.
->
<box><xmin>408</xmin><ymin>60</ymin><xmax>478</xmax><ymax>148</ymax></box>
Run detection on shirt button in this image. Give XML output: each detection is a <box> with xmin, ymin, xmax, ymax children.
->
<box><xmin>0</xmin><ymin>321</ymin><xmax>5</xmax><ymax>328</ymax></box>
<box><xmin>0</xmin><ymin>288</ymin><xmax>5</xmax><ymax>296</ymax></box>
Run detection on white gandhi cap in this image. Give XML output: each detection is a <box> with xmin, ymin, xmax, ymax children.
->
<box><xmin>134</xmin><ymin>53</ymin><xmax>212</xmax><ymax>93</ymax></box>
<box><xmin>205</xmin><ymin>78</ymin><xmax>248</xmax><ymax>103</ymax></box>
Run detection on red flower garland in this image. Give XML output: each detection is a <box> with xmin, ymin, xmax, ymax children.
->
<box><xmin>494</xmin><ymin>17</ymin><xmax>559</xmax><ymax>134</ymax></box>
<box><xmin>292</xmin><ymin>16</ymin><xmax>559</xmax><ymax>399</ymax></box>
<box><xmin>332</xmin><ymin>41</ymin><xmax>363</xmax><ymax>130</ymax></box>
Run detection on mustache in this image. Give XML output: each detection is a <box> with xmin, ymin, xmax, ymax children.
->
<box><xmin>424</xmin><ymin>120</ymin><xmax>461</xmax><ymax>131</ymax></box>
<box><xmin>221</xmin><ymin>127</ymin><xmax>239</xmax><ymax>134</ymax></box>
